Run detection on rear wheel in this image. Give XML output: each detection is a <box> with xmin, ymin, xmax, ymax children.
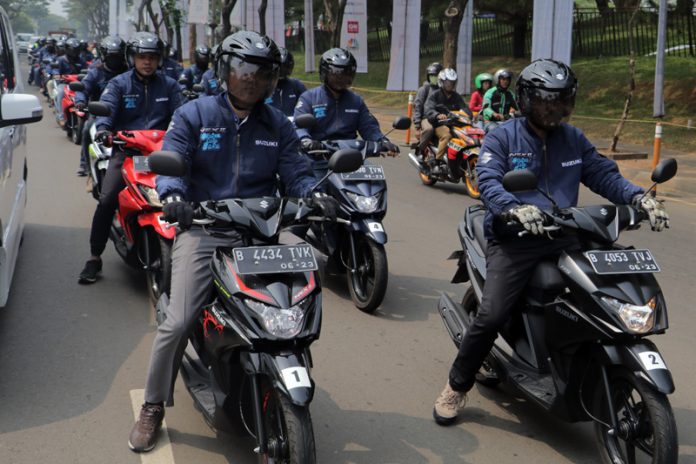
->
<box><xmin>594</xmin><ymin>368</ymin><xmax>678</xmax><ymax>464</ymax></box>
<box><xmin>464</xmin><ymin>156</ymin><xmax>480</xmax><ymax>199</ymax></box>
<box><xmin>257</xmin><ymin>384</ymin><xmax>316</xmax><ymax>464</ymax></box>
<box><xmin>71</xmin><ymin>115</ymin><xmax>83</xmax><ymax>145</ymax></box>
<box><xmin>419</xmin><ymin>171</ymin><xmax>437</xmax><ymax>186</ymax></box>
<box><xmin>461</xmin><ymin>287</ymin><xmax>501</xmax><ymax>387</ymax></box>
<box><xmin>346</xmin><ymin>236</ymin><xmax>388</xmax><ymax>313</ymax></box>
<box><xmin>142</xmin><ymin>230</ymin><xmax>172</xmax><ymax>304</ymax></box>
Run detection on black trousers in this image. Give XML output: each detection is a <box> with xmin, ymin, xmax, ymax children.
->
<box><xmin>88</xmin><ymin>151</ymin><xmax>125</xmax><ymax>257</ymax></box>
<box><xmin>448</xmin><ymin>235</ymin><xmax>580</xmax><ymax>392</ymax></box>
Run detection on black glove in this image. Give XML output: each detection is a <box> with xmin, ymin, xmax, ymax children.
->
<box><xmin>74</xmin><ymin>101</ymin><xmax>86</xmax><ymax>111</ymax></box>
<box><xmin>94</xmin><ymin>129</ymin><xmax>112</xmax><ymax>147</ymax></box>
<box><xmin>161</xmin><ymin>195</ymin><xmax>194</xmax><ymax>230</ymax></box>
<box><xmin>310</xmin><ymin>192</ymin><xmax>339</xmax><ymax>222</ymax></box>
<box><xmin>381</xmin><ymin>140</ymin><xmax>400</xmax><ymax>157</ymax></box>
<box><xmin>301</xmin><ymin>138</ymin><xmax>324</xmax><ymax>152</ymax></box>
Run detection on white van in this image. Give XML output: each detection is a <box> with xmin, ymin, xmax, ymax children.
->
<box><xmin>0</xmin><ymin>8</ymin><xmax>43</xmax><ymax>306</ymax></box>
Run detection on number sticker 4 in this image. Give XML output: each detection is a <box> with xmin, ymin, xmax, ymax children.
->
<box><xmin>281</xmin><ymin>367</ymin><xmax>312</xmax><ymax>389</ymax></box>
<box><xmin>638</xmin><ymin>351</ymin><xmax>667</xmax><ymax>371</ymax></box>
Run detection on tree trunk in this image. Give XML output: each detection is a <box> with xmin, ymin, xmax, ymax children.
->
<box><xmin>258</xmin><ymin>0</ymin><xmax>268</xmax><ymax>35</ymax></box>
<box><xmin>676</xmin><ymin>0</ymin><xmax>695</xmax><ymax>14</ymax></box>
<box><xmin>610</xmin><ymin>6</ymin><xmax>640</xmax><ymax>152</ymax></box>
<box><xmin>222</xmin><ymin>0</ymin><xmax>238</xmax><ymax>37</ymax></box>
<box><xmin>331</xmin><ymin>0</ymin><xmax>347</xmax><ymax>47</ymax></box>
<box><xmin>511</xmin><ymin>17</ymin><xmax>527</xmax><ymax>58</ymax></box>
<box><xmin>159</xmin><ymin>1</ymin><xmax>175</xmax><ymax>47</ymax></box>
<box><xmin>442</xmin><ymin>0</ymin><xmax>467</xmax><ymax>68</ymax></box>
<box><xmin>189</xmin><ymin>24</ymin><xmax>198</xmax><ymax>64</ymax></box>
<box><xmin>595</xmin><ymin>0</ymin><xmax>611</xmax><ymax>16</ymax></box>
<box><xmin>145</xmin><ymin>0</ymin><xmax>161</xmax><ymax>35</ymax></box>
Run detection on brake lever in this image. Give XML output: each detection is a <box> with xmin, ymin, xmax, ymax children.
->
<box><xmin>307</xmin><ymin>215</ymin><xmax>351</xmax><ymax>225</ymax></box>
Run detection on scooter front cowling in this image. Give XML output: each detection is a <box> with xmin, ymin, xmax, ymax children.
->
<box><xmin>351</xmin><ymin>218</ymin><xmax>387</xmax><ymax>245</ymax></box>
<box><xmin>240</xmin><ymin>351</ymin><xmax>315</xmax><ymax>407</ymax></box>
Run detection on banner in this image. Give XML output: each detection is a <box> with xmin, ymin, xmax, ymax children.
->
<box><xmin>188</xmin><ymin>0</ymin><xmax>209</xmax><ymax>24</ymax></box>
<box><xmin>340</xmin><ymin>0</ymin><xmax>368</xmax><ymax>73</ymax></box>
<box><xmin>456</xmin><ymin>0</ymin><xmax>474</xmax><ymax>95</ymax></box>
<box><xmin>231</xmin><ymin>0</ymin><xmax>286</xmax><ymax>47</ymax></box>
<box><xmin>386</xmin><ymin>0</ymin><xmax>421</xmax><ymax>91</ymax></box>
<box><xmin>531</xmin><ymin>0</ymin><xmax>574</xmax><ymax>65</ymax></box>
<box><xmin>304</xmin><ymin>0</ymin><xmax>316</xmax><ymax>72</ymax></box>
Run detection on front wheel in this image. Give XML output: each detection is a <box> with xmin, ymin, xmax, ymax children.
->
<box><xmin>464</xmin><ymin>155</ymin><xmax>480</xmax><ymax>199</ymax></box>
<box><xmin>257</xmin><ymin>386</ymin><xmax>316</xmax><ymax>464</ymax></box>
<box><xmin>346</xmin><ymin>236</ymin><xmax>388</xmax><ymax>313</ymax></box>
<box><xmin>594</xmin><ymin>368</ymin><xmax>678</xmax><ymax>464</ymax></box>
<box><xmin>143</xmin><ymin>231</ymin><xmax>172</xmax><ymax>304</ymax></box>
<box><xmin>71</xmin><ymin>116</ymin><xmax>83</xmax><ymax>145</ymax></box>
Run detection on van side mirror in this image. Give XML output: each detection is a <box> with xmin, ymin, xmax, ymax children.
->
<box><xmin>0</xmin><ymin>94</ymin><xmax>43</xmax><ymax>128</ymax></box>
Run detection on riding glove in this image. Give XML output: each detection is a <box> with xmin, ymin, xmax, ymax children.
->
<box><xmin>162</xmin><ymin>195</ymin><xmax>194</xmax><ymax>230</ymax></box>
<box><xmin>633</xmin><ymin>194</ymin><xmax>669</xmax><ymax>231</ymax></box>
<box><xmin>506</xmin><ymin>204</ymin><xmax>546</xmax><ymax>236</ymax></box>
<box><xmin>310</xmin><ymin>192</ymin><xmax>339</xmax><ymax>222</ymax></box>
<box><xmin>381</xmin><ymin>140</ymin><xmax>400</xmax><ymax>157</ymax></box>
<box><xmin>94</xmin><ymin>129</ymin><xmax>112</xmax><ymax>147</ymax></box>
<box><xmin>301</xmin><ymin>138</ymin><xmax>324</xmax><ymax>152</ymax></box>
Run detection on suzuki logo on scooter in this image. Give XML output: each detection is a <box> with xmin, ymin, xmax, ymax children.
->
<box><xmin>260</xmin><ymin>200</ymin><xmax>270</xmax><ymax>209</ymax></box>
<box><xmin>600</xmin><ymin>208</ymin><xmax>608</xmax><ymax>216</ymax></box>
<box><xmin>555</xmin><ymin>306</ymin><xmax>579</xmax><ymax>322</ymax></box>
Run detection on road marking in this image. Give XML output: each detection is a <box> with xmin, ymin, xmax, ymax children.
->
<box><xmin>130</xmin><ymin>389</ymin><xmax>176</xmax><ymax>464</ymax></box>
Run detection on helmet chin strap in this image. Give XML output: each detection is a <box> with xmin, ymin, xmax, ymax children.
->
<box><xmin>227</xmin><ymin>91</ymin><xmax>255</xmax><ymax>112</ymax></box>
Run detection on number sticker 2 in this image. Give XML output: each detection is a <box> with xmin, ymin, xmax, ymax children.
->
<box><xmin>281</xmin><ymin>367</ymin><xmax>312</xmax><ymax>389</ymax></box>
<box><xmin>638</xmin><ymin>351</ymin><xmax>667</xmax><ymax>371</ymax></box>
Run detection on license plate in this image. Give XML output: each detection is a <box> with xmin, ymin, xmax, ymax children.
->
<box><xmin>340</xmin><ymin>165</ymin><xmax>385</xmax><ymax>181</ymax></box>
<box><xmin>133</xmin><ymin>156</ymin><xmax>150</xmax><ymax>172</ymax></box>
<box><xmin>233</xmin><ymin>244</ymin><xmax>318</xmax><ymax>275</ymax></box>
<box><xmin>584</xmin><ymin>249</ymin><xmax>660</xmax><ymax>275</ymax></box>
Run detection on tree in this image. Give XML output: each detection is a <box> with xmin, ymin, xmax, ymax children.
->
<box><xmin>676</xmin><ymin>0</ymin><xmax>695</xmax><ymax>14</ymax></box>
<box><xmin>221</xmin><ymin>0</ymin><xmax>239</xmax><ymax>37</ymax></box>
<box><xmin>477</xmin><ymin>0</ymin><xmax>533</xmax><ymax>58</ymax></box>
<box><xmin>0</xmin><ymin>0</ymin><xmax>48</xmax><ymax>20</ymax></box>
<box><xmin>10</xmin><ymin>13</ymin><xmax>35</xmax><ymax>33</ymax></box>
<box><xmin>442</xmin><ymin>0</ymin><xmax>468</xmax><ymax>68</ymax></box>
<box><xmin>63</xmin><ymin>0</ymin><xmax>109</xmax><ymax>38</ymax></box>
<box><xmin>258</xmin><ymin>0</ymin><xmax>268</xmax><ymax>35</ymax></box>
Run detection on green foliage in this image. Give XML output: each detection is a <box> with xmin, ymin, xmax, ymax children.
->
<box><xmin>0</xmin><ymin>0</ymin><xmax>49</xmax><ymax>20</ymax></box>
<box><xmin>36</xmin><ymin>13</ymin><xmax>72</xmax><ymax>35</ymax></box>
<box><xmin>10</xmin><ymin>13</ymin><xmax>35</xmax><ymax>33</ymax></box>
<box><xmin>63</xmin><ymin>0</ymin><xmax>108</xmax><ymax>38</ymax></box>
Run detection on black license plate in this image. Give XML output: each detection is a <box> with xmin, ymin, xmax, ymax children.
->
<box><xmin>133</xmin><ymin>156</ymin><xmax>150</xmax><ymax>172</ymax></box>
<box><xmin>233</xmin><ymin>244</ymin><xmax>318</xmax><ymax>275</ymax></box>
<box><xmin>584</xmin><ymin>249</ymin><xmax>660</xmax><ymax>275</ymax></box>
<box><xmin>340</xmin><ymin>165</ymin><xmax>385</xmax><ymax>181</ymax></box>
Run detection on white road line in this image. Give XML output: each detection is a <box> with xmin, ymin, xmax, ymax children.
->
<box><xmin>130</xmin><ymin>389</ymin><xmax>176</xmax><ymax>464</ymax></box>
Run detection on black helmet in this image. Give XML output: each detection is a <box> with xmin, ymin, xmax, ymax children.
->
<box><xmin>125</xmin><ymin>32</ymin><xmax>164</xmax><ymax>69</ymax></box>
<box><xmin>494</xmin><ymin>68</ymin><xmax>513</xmax><ymax>87</ymax></box>
<box><xmin>56</xmin><ymin>39</ymin><xmax>66</xmax><ymax>56</ymax></box>
<box><xmin>194</xmin><ymin>45</ymin><xmax>211</xmax><ymax>68</ymax></box>
<box><xmin>78</xmin><ymin>39</ymin><xmax>88</xmax><ymax>51</ymax></box>
<box><xmin>99</xmin><ymin>36</ymin><xmax>127</xmax><ymax>73</ymax></box>
<box><xmin>65</xmin><ymin>38</ymin><xmax>80</xmax><ymax>59</ymax></box>
<box><xmin>215</xmin><ymin>31</ymin><xmax>280</xmax><ymax>110</ymax></box>
<box><xmin>516</xmin><ymin>59</ymin><xmax>577</xmax><ymax>131</ymax></box>
<box><xmin>39</xmin><ymin>37</ymin><xmax>47</xmax><ymax>46</ymax></box>
<box><xmin>168</xmin><ymin>47</ymin><xmax>178</xmax><ymax>60</ymax></box>
<box><xmin>278</xmin><ymin>47</ymin><xmax>294</xmax><ymax>79</ymax></box>
<box><xmin>425</xmin><ymin>62</ymin><xmax>443</xmax><ymax>85</ymax></box>
<box><xmin>319</xmin><ymin>47</ymin><xmax>356</xmax><ymax>92</ymax></box>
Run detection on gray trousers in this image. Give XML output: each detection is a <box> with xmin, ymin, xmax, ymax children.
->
<box><xmin>144</xmin><ymin>227</ymin><xmax>240</xmax><ymax>406</ymax></box>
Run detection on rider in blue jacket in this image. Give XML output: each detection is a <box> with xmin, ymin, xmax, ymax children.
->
<box><xmin>199</xmin><ymin>45</ymin><xmax>223</xmax><ymax>96</ymax></box>
<box><xmin>265</xmin><ymin>47</ymin><xmax>306</xmax><ymax>116</ymax></box>
<box><xmin>179</xmin><ymin>45</ymin><xmax>210</xmax><ymax>91</ymax></box>
<box><xmin>78</xmin><ymin>32</ymin><xmax>183</xmax><ymax>285</ymax></box>
<box><xmin>160</xmin><ymin>42</ymin><xmax>184</xmax><ymax>81</ymax></box>
<box><xmin>293</xmin><ymin>48</ymin><xmax>399</xmax><ymax>181</ymax></box>
<box><xmin>128</xmin><ymin>31</ymin><xmax>336</xmax><ymax>454</ymax></box>
<box><xmin>432</xmin><ymin>59</ymin><xmax>670</xmax><ymax>426</ymax></box>
<box><xmin>51</xmin><ymin>38</ymin><xmax>87</xmax><ymax>123</ymax></box>
<box><xmin>74</xmin><ymin>36</ymin><xmax>128</xmax><ymax>176</ymax></box>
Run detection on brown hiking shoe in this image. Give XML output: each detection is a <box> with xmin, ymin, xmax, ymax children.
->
<box><xmin>128</xmin><ymin>403</ymin><xmax>165</xmax><ymax>453</ymax></box>
<box><xmin>433</xmin><ymin>382</ymin><xmax>467</xmax><ymax>426</ymax></box>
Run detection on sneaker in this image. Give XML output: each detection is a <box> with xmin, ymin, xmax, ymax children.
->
<box><xmin>128</xmin><ymin>403</ymin><xmax>165</xmax><ymax>453</ymax></box>
<box><xmin>78</xmin><ymin>259</ymin><xmax>102</xmax><ymax>284</ymax></box>
<box><xmin>76</xmin><ymin>168</ymin><xmax>88</xmax><ymax>177</ymax></box>
<box><xmin>433</xmin><ymin>382</ymin><xmax>467</xmax><ymax>426</ymax></box>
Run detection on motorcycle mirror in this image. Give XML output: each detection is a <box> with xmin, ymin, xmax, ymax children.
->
<box><xmin>192</xmin><ymin>84</ymin><xmax>205</xmax><ymax>93</ymax></box>
<box><xmin>651</xmin><ymin>158</ymin><xmax>677</xmax><ymax>184</ymax></box>
<box><xmin>294</xmin><ymin>113</ymin><xmax>317</xmax><ymax>129</ymax></box>
<box><xmin>87</xmin><ymin>101</ymin><xmax>111</xmax><ymax>117</ymax></box>
<box><xmin>327</xmin><ymin>148</ymin><xmax>363</xmax><ymax>174</ymax></box>
<box><xmin>148</xmin><ymin>151</ymin><xmax>187</xmax><ymax>177</ymax></box>
<box><xmin>392</xmin><ymin>116</ymin><xmax>411</xmax><ymax>130</ymax></box>
<box><xmin>502</xmin><ymin>169</ymin><xmax>538</xmax><ymax>193</ymax></box>
<box><xmin>178</xmin><ymin>76</ymin><xmax>188</xmax><ymax>85</ymax></box>
<box><xmin>68</xmin><ymin>81</ymin><xmax>85</xmax><ymax>92</ymax></box>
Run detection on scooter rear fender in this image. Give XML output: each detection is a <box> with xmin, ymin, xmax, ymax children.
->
<box><xmin>137</xmin><ymin>211</ymin><xmax>175</xmax><ymax>240</ymax></box>
<box><xmin>350</xmin><ymin>218</ymin><xmax>387</xmax><ymax>244</ymax></box>
<box><xmin>592</xmin><ymin>340</ymin><xmax>674</xmax><ymax>394</ymax></box>
<box><xmin>240</xmin><ymin>351</ymin><xmax>315</xmax><ymax>407</ymax></box>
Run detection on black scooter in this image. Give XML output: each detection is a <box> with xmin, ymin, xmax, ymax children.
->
<box><xmin>148</xmin><ymin>147</ymin><xmax>363</xmax><ymax>463</ymax></box>
<box><xmin>438</xmin><ymin>159</ymin><xmax>679</xmax><ymax>464</ymax></box>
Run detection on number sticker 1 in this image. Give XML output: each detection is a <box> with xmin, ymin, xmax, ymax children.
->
<box><xmin>638</xmin><ymin>351</ymin><xmax>667</xmax><ymax>371</ymax></box>
<box><xmin>281</xmin><ymin>367</ymin><xmax>312</xmax><ymax>389</ymax></box>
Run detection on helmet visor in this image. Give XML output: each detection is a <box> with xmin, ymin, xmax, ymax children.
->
<box><xmin>325</xmin><ymin>64</ymin><xmax>355</xmax><ymax>90</ymax></box>
<box><xmin>527</xmin><ymin>88</ymin><xmax>576</xmax><ymax>129</ymax></box>
<box><xmin>221</xmin><ymin>54</ymin><xmax>279</xmax><ymax>107</ymax></box>
<box><xmin>428</xmin><ymin>74</ymin><xmax>438</xmax><ymax>85</ymax></box>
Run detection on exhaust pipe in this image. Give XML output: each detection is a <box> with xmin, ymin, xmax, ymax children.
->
<box><xmin>407</xmin><ymin>152</ymin><xmax>424</xmax><ymax>171</ymax></box>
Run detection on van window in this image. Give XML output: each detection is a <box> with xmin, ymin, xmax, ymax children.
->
<box><xmin>0</xmin><ymin>15</ymin><xmax>13</xmax><ymax>92</ymax></box>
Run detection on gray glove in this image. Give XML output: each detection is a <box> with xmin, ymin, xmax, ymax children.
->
<box><xmin>506</xmin><ymin>204</ymin><xmax>546</xmax><ymax>236</ymax></box>
<box><xmin>633</xmin><ymin>194</ymin><xmax>669</xmax><ymax>231</ymax></box>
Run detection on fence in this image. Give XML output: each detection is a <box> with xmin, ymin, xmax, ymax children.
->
<box><xmin>286</xmin><ymin>8</ymin><xmax>695</xmax><ymax>61</ymax></box>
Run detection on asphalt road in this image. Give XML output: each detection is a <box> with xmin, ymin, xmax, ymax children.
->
<box><xmin>0</xmin><ymin>74</ymin><xmax>695</xmax><ymax>464</ymax></box>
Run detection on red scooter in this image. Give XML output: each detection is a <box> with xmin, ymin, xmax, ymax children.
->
<box><xmin>65</xmin><ymin>78</ymin><xmax>88</xmax><ymax>145</ymax></box>
<box><xmin>88</xmin><ymin>102</ymin><xmax>175</xmax><ymax>303</ymax></box>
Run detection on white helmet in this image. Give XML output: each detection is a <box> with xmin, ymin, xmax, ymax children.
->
<box><xmin>438</xmin><ymin>68</ymin><xmax>458</xmax><ymax>88</ymax></box>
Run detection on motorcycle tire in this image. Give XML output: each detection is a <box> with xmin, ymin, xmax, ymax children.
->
<box><xmin>461</xmin><ymin>287</ymin><xmax>501</xmax><ymax>387</ymax></box>
<box><xmin>346</xmin><ymin>236</ymin><xmax>388</xmax><ymax>313</ymax></box>
<box><xmin>71</xmin><ymin>116</ymin><xmax>83</xmax><ymax>145</ymax></box>
<box><xmin>258</xmin><ymin>384</ymin><xmax>316</xmax><ymax>464</ymax></box>
<box><xmin>594</xmin><ymin>367</ymin><xmax>678</xmax><ymax>464</ymax></box>
<box><xmin>464</xmin><ymin>156</ymin><xmax>481</xmax><ymax>199</ymax></box>
<box><xmin>143</xmin><ymin>231</ymin><xmax>173</xmax><ymax>304</ymax></box>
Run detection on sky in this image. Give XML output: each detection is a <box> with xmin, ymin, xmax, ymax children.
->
<box><xmin>48</xmin><ymin>0</ymin><xmax>66</xmax><ymax>18</ymax></box>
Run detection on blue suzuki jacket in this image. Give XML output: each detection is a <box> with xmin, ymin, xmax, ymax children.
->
<box><xmin>157</xmin><ymin>93</ymin><xmax>315</xmax><ymax>202</ymax></box>
<box><xmin>74</xmin><ymin>65</ymin><xmax>120</xmax><ymax>105</ymax></box>
<box><xmin>478</xmin><ymin>118</ymin><xmax>644</xmax><ymax>240</ymax></box>
<box><xmin>266</xmin><ymin>78</ymin><xmax>307</xmax><ymax>117</ymax></box>
<box><xmin>293</xmin><ymin>85</ymin><xmax>384</xmax><ymax>142</ymax></box>
<box><xmin>95</xmin><ymin>69</ymin><xmax>183</xmax><ymax>131</ymax></box>
<box><xmin>160</xmin><ymin>58</ymin><xmax>184</xmax><ymax>82</ymax></box>
<box><xmin>180</xmin><ymin>64</ymin><xmax>207</xmax><ymax>90</ymax></box>
<box><xmin>50</xmin><ymin>56</ymin><xmax>86</xmax><ymax>75</ymax></box>
<box><xmin>200</xmin><ymin>68</ymin><xmax>223</xmax><ymax>96</ymax></box>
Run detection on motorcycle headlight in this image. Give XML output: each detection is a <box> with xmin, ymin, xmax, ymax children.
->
<box><xmin>346</xmin><ymin>191</ymin><xmax>380</xmax><ymax>213</ymax></box>
<box><xmin>601</xmin><ymin>296</ymin><xmax>656</xmax><ymax>334</ymax></box>
<box><xmin>245</xmin><ymin>298</ymin><xmax>307</xmax><ymax>339</ymax></box>
<box><xmin>138</xmin><ymin>185</ymin><xmax>162</xmax><ymax>207</ymax></box>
